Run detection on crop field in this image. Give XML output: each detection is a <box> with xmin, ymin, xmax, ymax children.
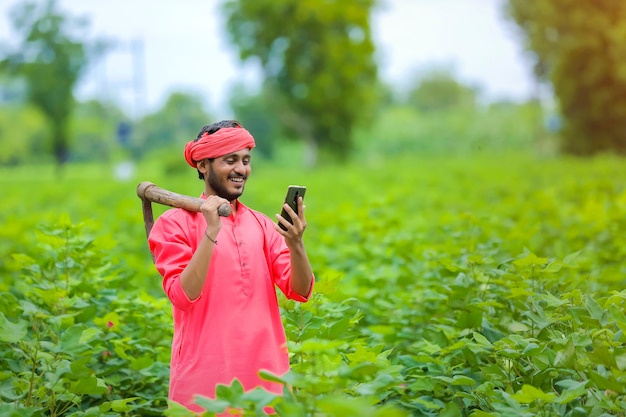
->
<box><xmin>1</xmin><ymin>152</ymin><xmax>625</xmax><ymax>416</ymax></box>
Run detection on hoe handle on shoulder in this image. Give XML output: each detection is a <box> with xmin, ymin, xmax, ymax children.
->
<box><xmin>136</xmin><ymin>181</ymin><xmax>231</xmax><ymax>239</ymax></box>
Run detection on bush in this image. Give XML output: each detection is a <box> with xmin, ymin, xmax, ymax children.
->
<box><xmin>0</xmin><ymin>216</ymin><xmax>171</xmax><ymax>416</ymax></box>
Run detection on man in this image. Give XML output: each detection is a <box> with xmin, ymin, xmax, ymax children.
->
<box><xmin>148</xmin><ymin>120</ymin><xmax>314</xmax><ymax>412</ymax></box>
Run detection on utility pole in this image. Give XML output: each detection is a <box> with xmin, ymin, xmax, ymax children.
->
<box><xmin>97</xmin><ymin>37</ymin><xmax>147</xmax><ymax>119</ymax></box>
<box><xmin>131</xmin><ymin>38</ymin><xmax>146</xmax><ymax>119</ymax></box>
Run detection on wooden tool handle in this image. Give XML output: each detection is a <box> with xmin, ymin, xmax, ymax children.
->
<box><xmin>137</xmin><ymin>181</ymin><xmax>232</xmax><ymax>216</ymax></box>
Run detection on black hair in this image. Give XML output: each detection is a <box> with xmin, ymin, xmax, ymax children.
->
<box><xmin>194</xmin><ymin>119</ymin><xmax>242</xmax><ymax>180</ymax></box>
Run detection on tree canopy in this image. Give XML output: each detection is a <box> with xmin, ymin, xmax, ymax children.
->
<box><xmin>223</xmin><ymin>0</ymin><xmax>380</xmax><ymax>164</ymax></box>
<box><xmin>0</xmin><ymin>0</ymin><xmax>104</xmax><ymax>166</ymax></box>
<box><xmin>507</xmin><ymin>0</ymin><xmax>626</xmax><ymax>155</ymax></box>
<box><xmin>132</xmin><ymin>91</ymin><xmax>211</xmax><ymax>158</ymax></box>
<box><xmin>406</xmin><ymin>69</ymin><xmax>478</xmax><ymax>113</ymax></box>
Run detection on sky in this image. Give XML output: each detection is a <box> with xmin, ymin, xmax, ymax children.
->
<box><xmin>0</xmin><ymin>0</ymin><xmax>536</xmax><ymax>117</ymax></box>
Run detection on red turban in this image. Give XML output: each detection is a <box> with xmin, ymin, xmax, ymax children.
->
<box><xmin>184</xmin><ymin>127</ymin><xmax>256</xmax><ymax>168</ymax></box>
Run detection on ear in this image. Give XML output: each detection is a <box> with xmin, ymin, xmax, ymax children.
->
<box><xmin>196</xmin><ymin>158</ymin><xmax>208</xmax><ymax>173</ymax></box>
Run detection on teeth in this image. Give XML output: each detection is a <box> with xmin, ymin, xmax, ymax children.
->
<box><xmin>230</xmin><ymin>178</ymin><xmax>244</xmax><ymax>182</ymax></box>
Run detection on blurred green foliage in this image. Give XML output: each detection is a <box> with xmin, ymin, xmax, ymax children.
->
<box><xmin>358</xmin><ymin>100</ymin><xmax>547</xmax><ymax>157</ymax></box>
<box><xmin>1</xmin><ymin>0</ymin><xmax>626</xmax><ymax>167</ymax></box>
<box><xmin>507</xmin><ymin>0</ymin><xmax>626</xmax><ymax>155</ymax></box>
<box><xmin>0</xmin><ymin>0</ymin><xmax>106</xmax><ymax>167</ymax></box>
<box><xmin>131</xmin><ymin>92</ymin><xmax>212</xmax><ymax>159</ymax></box>
<box><xmin>229</xmin><ymin>83</ymin><xmax>281</xmax><ymax>160</ymax></box>
<box><xmin>69</xmin><ymin>100</ymin><xmax>126</xmax><ymax>163</ymax></box>
<box><xmin>405</xmin><ymin>68</ymin><xmax>478</xmax><ymax>113</ymax></box>
<box><xmin>222</xmin><ymin>0</ymin><xmax>380</xmax><ymax>164</ymax></box>
<box><xmin>0</xmin><ymin>102</ymin><xmax>47</xmax><ymax>165</ymax></box>
<box><xmin>0</xmin><ymin>92</ymin><xmax>549</xmax><ymax>169</ymax></box>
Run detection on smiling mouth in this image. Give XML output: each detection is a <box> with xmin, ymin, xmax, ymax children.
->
<box><xmin>229</xmin><ymin>177</ymin><xmax>245</xmax><ymax>184</ymax></box>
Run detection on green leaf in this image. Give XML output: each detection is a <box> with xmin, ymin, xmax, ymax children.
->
<box><xmin>240</xmin><ymin>387</ymin><xmax>277</xmax><ymax>405</ymax></box>
<box><xmin>439</xmin><ymin>401</ymin><xmax>463</xmax><ymax>417</ymax></box>
<box><xmin>79</xmin><ymin>327</ymin><xmax>102</xmax><ymax>344</ymax></box>
<box><xmin>451</xmin><ymin>375</ymin><xmax>476</xmax><ymax>386</ymax></box>
<box><xmin>130</xmin><ymin>355</ymin><xmax>154</xmax><ymax>371</ymax></box>
<box><xmin>588</xmin><ymin>370</ymin><xmax>623</xmax><ymax>392</ymax></box>
<box><xmin>473</xmin><ymin>332</ymin><xmax>492</xmax><ymax>346</ymax></box>
<box><xmin>317</xmin><ymin>395</ymin><xmax>378</xmax><ymax>416</ymax></box>
<box><xmin>0</xmin><ymin>313</ymin><xmax>27</xmax><ymax>343</ymax></box>
<box><xmin>513</xmin><ymin>252</ymin><xmax>549</xmax><ymax>267</ymax></box>
<box><xmin>258</xmin><ymin>369</ymin><xmax>295</xmax><ymax>386</ymax></box>
<box><xmin>615</xmin><ymin>353</ymin><xmax>626</xmax><ymax>371</ymax></box>
<box><xmin>69</xmin><ymin>356</ymin><xmax>93</xmax><ymax>378</ymax></box>
<box><xmin>521</xmin><ymin>343</ymin><xmax>541</xmax><ymax>355</ymax></box>
<box><xmin>70</xmin><ymin>376</ymin><xmax>108</xmax><ymax>395</ymax></box>
<box><xmin>555</xmin><ymin>380</ymin><xmax>588</xmax><ymax>404</ymax></box>
<box><xmin>409</xmin><ymin>377</ymin><xmax>435</xmax><ymax>391</ymax></box>
<box><xmin>110</xmin><ymin>397</ymin><xmax>139</xmax><ymax>412</ymax></box>
<box><xmin>585</xmin><ymin>295</ymin><xmax>606</xmax><ymax>324</ymax></box>
<box><xmin>511</xmin><ymin>384</ymin><xmax>556</xmax><ymax>403</ymax></box>
<box><xmin>508</xmin><ymin>321</ymin><xmax>530</xmax><ymax>332</ymax></box>
<box><xmin>542</xmin><ymin>261</ymin><xmax>562</xmax><ymax>273</ymax></box>
<box><xmin>469</xmin><ymin>411</ymin><xmax>497</xmax><ymax>417</ymax></box>
<box><xmin>563</xmin><ymin>250</ymin><xmax>582</xmax><ymax>267</ymax></box>
<box><xmin>165</xmin><ymin>400</ymin><xmax>198</xmax><ymax>417</ymax></box>
<box><xmin>289</xmin><ymin>338</ymin><xmax>344</xmax><ymax>352</ymax></box>
<box><xmin>554</xmin><ymin>341</ymin><xmax>577</xmax><ymax>368</ymax></box>
<box><xmin>193</xmin><ymin>395</ymin><xmax>229</xmax><ymax>413</ymax></box>
<box><xmin>0</xmin><ymin>404</ymin><xmax>40</xmax><ymax>417</ymax></box>
<box><xmin>214</xmin><ymin>379</ymin><xmax>244</xmax><ymax>404</ymax></box>
<box><xmin>412</xmin><ymin>397</ymin><xmax>442</xmax><ymax>410</ymax></box>
<box><xmin>60</xmin><ymin>324</ymin><xmax>89</xmax><ymax>354</ymax></box>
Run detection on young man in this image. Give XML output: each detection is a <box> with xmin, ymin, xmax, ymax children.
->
<box><xmin>148</xmin><ymin>120</ymin><xmax>314</xmax><ymax>412</ymax></box>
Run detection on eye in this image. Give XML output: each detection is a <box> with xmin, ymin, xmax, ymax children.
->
<box><xmin>243</xmin><ymin>158</ymin><xmax>251</xmax><ymax>165</ymax></box>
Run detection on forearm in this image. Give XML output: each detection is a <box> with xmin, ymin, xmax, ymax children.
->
<box><xmin>289</xmin><ymin>242</ymin><xmax>314</xmax><ymax>297</ymax></box>
<box><xmin>179</xmin><ymin>232</ymin><xmax>217</xmax><ymax>300</ymax></box>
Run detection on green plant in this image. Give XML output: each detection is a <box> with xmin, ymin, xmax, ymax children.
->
<box><xmin>0</xmin><ymin>216</ymin><xmax>171</xmax><ymax>416</ymax></box>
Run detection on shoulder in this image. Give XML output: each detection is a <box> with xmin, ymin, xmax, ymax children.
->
<box><xmin>156</xmin><ymin>207</ymin><xmax>196</xmax><ymax>224</ymax></box>
<box><xmin>150</xmin><ymin>208</ymin><xmax>200</xmax><ymax>238</ymax></box>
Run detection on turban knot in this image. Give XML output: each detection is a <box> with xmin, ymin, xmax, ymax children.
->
<box><xmin>184</xmin><ymin>127</ymin><xmax>256</xmax><ymax>168</ymax></box>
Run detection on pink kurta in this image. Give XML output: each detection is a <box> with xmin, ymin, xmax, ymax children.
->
<box><xmin>148</xmin><ymin>199</ymin><xmax>313</xmax><ymax>412</ymax></box>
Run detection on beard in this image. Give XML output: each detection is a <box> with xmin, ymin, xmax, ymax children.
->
<box><xmin>207</xmin><ymin>164</ymin><xmax>245</xmax><ymax>201</ymax></box>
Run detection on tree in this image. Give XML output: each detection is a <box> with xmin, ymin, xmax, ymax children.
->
<box><xmin>0</xmin><ymin>103</ymin><xmax>48</xmax><ymax>165</ymax></box>
<box><xmin>0</xmin><ymin>0</ymin><xmax>104</xmax><ymax>167</ymax></box>
<box><xmin>406</xmin><ymin>68</ymin><xmax>478</xmax><ymax>113</ymax></box>
<box><xmin>70</xmin><ymin>99</ymin><xmax>126</xmax><ymax>163</ymax></box>
<box><xmin>133</xmin><ymin>91</ymin><xmax>211</xmax><ymax>158</ymax></box>
<box><xmin>223</xmin><ymin>0</ymin><xmax>380</xmax><ymax>164</ymax></box>
<box><xmin>229</xmin><ymin>82</ymin><xmax>281</xmax><ymax>160</ymax></box>
<box><xmin>506</xmin><ymin>0</ymin><xmax>626</xmax><ymax>155</ymax></box>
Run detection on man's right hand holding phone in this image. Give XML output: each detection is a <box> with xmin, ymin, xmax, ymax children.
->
<box><xmin>276</xmin><ymin>196</ymin><xmax>307</xmax><ymax>243</ymax></box>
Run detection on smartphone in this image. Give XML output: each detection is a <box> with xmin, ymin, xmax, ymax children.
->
<box><xmin>278</xmin><ymin>185</ymin><xmax>307</xmax><ymax>231</ymax></box>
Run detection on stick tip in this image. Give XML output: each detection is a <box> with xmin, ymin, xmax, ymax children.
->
<box><xmin>218</xmin><ymin>203</ymin><xmax>232</xmax><ymax>217</ymax></box>
<box><xmin>137</xmin><ymin>181</ymin><xmax>155</xmax><ymax>199</ymax></box>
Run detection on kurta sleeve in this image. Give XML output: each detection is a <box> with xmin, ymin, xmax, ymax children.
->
<box><xmin>148</xmin><ymin>210</ymin><xmax>202</xmax><ymax>310</ymax></box>
<box><xmin>263</xmin><ymin>218</ymin><xmax>314</xmax><ymax>302</ymax></box>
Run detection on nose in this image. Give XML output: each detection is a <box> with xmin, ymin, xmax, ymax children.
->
<box><xmin>232</xmin><ymin>160</ymin><xmax>246</xmax><ymax>175</ymax></box>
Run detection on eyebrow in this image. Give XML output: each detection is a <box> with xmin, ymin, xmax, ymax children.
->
<box><xmin>222</xmin><ymin>152</ymin><xmax>251</xmax><ymax>159</ymax></box>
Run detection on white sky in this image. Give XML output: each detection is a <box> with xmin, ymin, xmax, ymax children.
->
<box><xmin>0</xmin><ymin>0</ymin><xmax>535</xmax><ymax>116</ymax></box>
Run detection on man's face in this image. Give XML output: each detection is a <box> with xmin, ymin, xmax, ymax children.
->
<box><xmin>203</xmin><ymin>149</ymin><xmax>251</xmax><ymax>201</ymax></box>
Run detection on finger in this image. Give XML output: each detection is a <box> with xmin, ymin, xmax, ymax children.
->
<box><xmin>275</xmin><ymin>213</ymin><xmax>291</xmax><ymax>231</ymax></box>
<box><xmin>297</xmin><ymin>197</ymin><xmax>306</xmax><ymax>220</ymax></box>
<box><xmin>282</xmin><ymin>202</ymin><xmax>298</xmax><ymax>219</ymax></box>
